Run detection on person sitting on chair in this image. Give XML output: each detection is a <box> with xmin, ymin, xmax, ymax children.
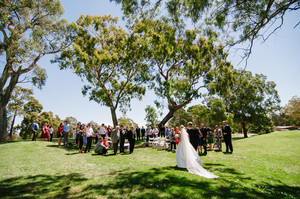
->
<box><xmin>94</xmin><ymin>137</ymin><xmax>108</xmax><ymax>155</ymax></box>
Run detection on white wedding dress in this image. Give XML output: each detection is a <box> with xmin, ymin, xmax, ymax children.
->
<box><xmin>176</xmin><ymin>128</ymin><xmax>218</xmax><ymax>179</ymax></box>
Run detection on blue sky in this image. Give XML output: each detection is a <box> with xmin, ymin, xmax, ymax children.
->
<box><xmin>15</xmin><ymin>0</ymin><xmax>300</xmax><ymax>126</ymax></box>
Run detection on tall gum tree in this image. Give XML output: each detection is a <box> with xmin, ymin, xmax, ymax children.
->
<box><xmin>135</xmin><ymin>19</ymin><xmax>233</xmax><ymax>129</ymax></box>
<box><xmin>55</xmin><ymin>15</ymin><xmax>149</xmax><ymax>127</ymax></box>
<box><xmin>0</xmin><ymin>0</ymin><xmax>70</xmax><ymax>142</ymax></box>
<box><xmin>223</xmin><ymin>69</ymin><xmax>281</xmax><ymax>137</ymax></box>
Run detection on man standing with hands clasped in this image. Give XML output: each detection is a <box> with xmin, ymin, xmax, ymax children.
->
<box><xmin>63</xmin><ymin>120</ymin><xmax>70</xmax><ymax>146</ymax></box>
<box><xmin>222</xmin><ymin>121</ymin><xmax>233</xmax><ymax>154</ymax></box>
<box><xmin>111</xmin><ymin>126</ymin><xmax>120</xmax><ymax>155</ymax></box>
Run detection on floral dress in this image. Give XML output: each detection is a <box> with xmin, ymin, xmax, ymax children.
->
<box><xmin>213</xmin><ymin>129</ymin><xmax>222</xmax><ymax>151</ymax></box>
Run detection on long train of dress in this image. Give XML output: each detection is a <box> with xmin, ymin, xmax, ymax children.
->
<box><xmin>176</xmin><ymin>128</ymin><xmax>218</xmax><ymax>179</ymax></box>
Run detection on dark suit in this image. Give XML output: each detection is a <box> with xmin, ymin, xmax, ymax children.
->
<box><xmin>200</xmin><ymin>127</ymin><xmax>208</xmax><ymax>154</ymax></box>
<box><xmin>119</xmin><ymin>129</ymin><xmax>126</xmax><ymax>153</ymax></box>
<box><xmin>187</xmin><ymin>127</ymin><xmax>199</xmax><ymax>151</ymax></box>
<box><xmin>135</xmin><ymin>127</ymin><xmax>141</xmax><ymax>140</ymax></box>
<box><xmin>222</xmin><ymin>124</ymin><xmax>233</xmax><ymax>153</ymax></box>
<box><xmin>127</xmin><ymin>129</ymin><xmax>135</xmax><ymax>153</ymax></box>
<box><xmin>160</xmin><ymin>126</ymin><xmax>165</xmax><ymax>137</ymax></box>
<box><xmin>141</xmin><ymin>128</ymin><xmax>146</xmax><ymax>140</ymax></box>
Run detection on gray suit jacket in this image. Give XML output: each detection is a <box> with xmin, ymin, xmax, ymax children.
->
<box><xmin>111</xmin><ymin>129</ymin><xmax>119</xmax><ymax>143</ymax></box>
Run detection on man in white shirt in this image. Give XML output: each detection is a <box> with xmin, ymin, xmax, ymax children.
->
<box><xmin>153</xmin><ymin>126</ymin><xmax>159</xmax><ymax>138</ymax></box>
<box><xmin>85</xmin><ymin>123</ymin><xmax>94</xmax><ymax>153</ymax></box>
<box><xmin>100</xmin><ymin>123</ymin><xmax>106</xmax><ymax>139</ymax></box>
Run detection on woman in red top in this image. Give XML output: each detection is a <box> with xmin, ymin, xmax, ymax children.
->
<box><xmin>175</xmin><ymin>126</ymin><xmax>180</xmax><ymax>145</ymax></box>
<box><xmin>41</xmin><ymin>123</ymin><xmax>49</xmax><ymax>141</ymax></box>
<box><xmin>57</xmin><ymin>123</ymin><xmax>63</xmax><ymax>147</ymax></box>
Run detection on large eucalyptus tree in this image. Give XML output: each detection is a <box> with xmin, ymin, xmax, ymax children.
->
<box><xmin>55</xmin><ymin>15</ymin><xmax>149</xmax><ymax>127</ymax></box>
<box><xmin>0</xmin><ymin>0</ymin><xmax>70</xmax><ymax>142</ymax></box>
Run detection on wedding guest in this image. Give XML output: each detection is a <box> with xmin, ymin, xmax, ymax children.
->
<box><xmin>206</xmin><ymin>124</ymin><xmax>214</xmax><ymax>151</ymax></box>
<box><xmin>100</xmin><ymin>123</ymin><xmax>106</xmax><ymax>139</ymax></box>
<box><xmin>165</xmin><ymin>126</ymin><xmax>172</xmax><ymax>138</ymax></box>
<box><xmin>94</xmin><ymin>137</ymin><xmax>108</xmax><ymax>155</ymax></box>
<box><xmin>187</xmin><ymin>122</ymin><xmax>199</xmax><ymax>151</ymax></box>
<box><xmin>170</xmin><ymin>127</ymin><xmax>176</xmax><ymax>150</ymax></box>
<box><xmin>213</xmin><ymin>125</ymin><xmax>222</xmax><ymax>151</ymax></box>
<box><xmin>119</xmin><ymin>125</ymin><xmax>126</xmax><ymax>153</ymax></box>
<box><xmin>63</xmin><ymin>120</ymin><xmax>70</xmax><ymax>146</ymax></box>
<box><xmin>85</xmin><ymin>123</ymin><xmax>94</xmax><ymax>153</ymax></box>
<box><xmin>146</xmin><ymin>126</ymin><xmax>152</xmax><ymax>142</ymax></box>
<box><xmin>111</xmin><ymin>126</ymin><xmax>120</xmax><ymax>155</ymax></box>
<box><xmin>104</xmin><ymin>125</ymin><xmax>108</xmax><ymax>137</ymax></box>
<box><xmin>197</xmin><ymin>127</ymin><xmax>203</xmax><ymax>154</ymax></box>
<box><xmin>83</xmin><ymin>124</ymin><xmax>87</xmax><ymax>147</ymax></box>
<box><xmin>200</xmin><ymin>124</ymin><xmax>207</xmax><ymax>155</ymax></box>
<box><xmin>48</xmin><ymin>124</ymin><xmax>53</xmax><ymax>142</ymax></box>
<box><xmin>75</xmin><ymin>122</ymin><xmax>81</xmax><ymax>145</ymax></box>
<box><xmin>95</xmin><ymin>127</ymin><xmax>101</xmax><ymax>144</ymax></box>
<box><xmin>175</xmin><ymin>126</ymin><xmax>180</xmax><ymax>145</ymax></box>
<box><xmin>136</xmin><ymin>126</ymin><xmax>141</xmax><ymax>140</ymax></box>
<box><xmin>222</xmin><ymin>121</ymin><xmax>233</xmax><ymax>153</ymax></box>
<box><xmin>141</xmin><ymin>126</ymin><xmax>146</xmax><ymax>140</ymax></box>
<box><xmin>107</xmin><ymin>125</ymin><xmax>112</xmax><ymax>137</ymax></box>
<box><xmin>125</xmin><ymin>126</ymin><xmax>130</xmax><ymax>134</ymax></box>
<box><xmin>78</xmin><ymin>125</ymin><xmax>85</xmax><ymax>153</ymax></box>
<box><xmin>72</xmin><ymin>127</ymin><xmax>76</xmax><ymax>145</ymax></box>
<box><xmin>31</xmin><ymin>119</ymin><xmax>39</xmax><ymax>141</ymax></box>
<box><xmin>160</xmin><ymin>126</ymin><xmax>165</xmax><ymax>137</ymax></box>
<box><xmin>41</xmin><ymin>123</ymin><xmax>49</xmax><ymax>141</ymax></box>
<box><xmin>57</xmin><ymin>123</ymin><xmax>63</xmax><ymax>147</ymax></box>
<box><xmin>153</xmin><ymin>126</ymin><xmax>159</xmax><ymax>138</ymax></box>
<box><xmin>103</xmin><ymin>137</ymin><xmax>109</xmax><ymax>148</ymax></box>
<box><xmin>127</xmin><ymin>126</ymin><xmax>136</xmax><ymax>154</ymax></box>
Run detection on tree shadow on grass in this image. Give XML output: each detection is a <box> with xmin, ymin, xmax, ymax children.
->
<box><xmin>1</xmin><ymin>168</ymin><xmax>298</xmax><ymax>199</ymax></box>
<box><xmin>82</xmin><ymin>166</ymin><xmax>299</xmax><ymax>199</ymax></box>
<box><xmin>46</xmin><ymin>144</ymin><xmax>85</xmax><ymax>152</ymax></box>
<box><xmin>0</xmin><ymin>173</ymin><xmax>88</xmax><ymax>199</ymax></box>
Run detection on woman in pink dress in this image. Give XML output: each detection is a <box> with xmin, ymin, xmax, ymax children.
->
<box><xmin>41</xmin><ymin>123</ymin><xmax>49</xmax><ymax>141</ymax></box>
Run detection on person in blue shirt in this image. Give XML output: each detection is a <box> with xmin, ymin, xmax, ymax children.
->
<box><xmin>165</xmin><ymin>126</ymin><xmax>172</xmax><ymax>138</ymax></box>
<box><xmin>31</xmin><ymin>119</ymin><xmax>39</xmax><ymax>141</ymax></box>
<box><xmin>63</xmin><ymin>120</ymin><xmax>70</xmax><ymax>146</ymax></box>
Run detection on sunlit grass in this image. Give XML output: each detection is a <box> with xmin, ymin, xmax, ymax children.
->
<box><xmin>0</xmin><ymin>131</ymin><xmax>299</xmax><ymax>198</ymax></box>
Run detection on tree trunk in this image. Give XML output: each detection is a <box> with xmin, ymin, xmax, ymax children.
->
<box><xmin>0</xmin><ymin>101</ymin><xmax>8</xmax><ymax>142</ymax></box>
<box><xmin>158</xmin><ymin>100</ymin><xmax>190</xmax><ymax>129</ymax></box>
<box><xmin>242</xmin><ymin>123</ymin><xmax>248</xmax><ymax>138</ymax></box>
<box><xmin>158</xmin><ymin>109</ymin><xmax>175</xmax><ymax>130</ymax></box>
<box><xmin>110</xmin><ymin>107</ymin><xmax>118</xmax><ymax>127</ymax></box>
<box><xmin>9</xmin><ymin>111</ymin><xmax>17</xmax><ymax>139</ymax></box>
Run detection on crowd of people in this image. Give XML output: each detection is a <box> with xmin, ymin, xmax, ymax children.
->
<box><xmin>31</xmin><ymin>119</ymin><xmax>233</xmax><ymax>155</ymax></box>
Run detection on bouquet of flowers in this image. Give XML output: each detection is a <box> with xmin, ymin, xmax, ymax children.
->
<box><xmin>175</xmin><ymin>134</ymin><xmax>179</xmax><ymax>138</ymax></box>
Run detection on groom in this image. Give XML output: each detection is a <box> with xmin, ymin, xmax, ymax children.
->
<box><xmin>187</xmin><ymin>122</ymin><xmax>199</xmax><ymax>151</ymax></box>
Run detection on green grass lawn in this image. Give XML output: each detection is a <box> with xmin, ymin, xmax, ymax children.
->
<box><xmin>0</xmin><ymin>131</ymin><xmax>299</xmax><ymax>199</ymax></box>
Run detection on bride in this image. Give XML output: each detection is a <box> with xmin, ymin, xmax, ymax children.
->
<box><xmin>176</xmin><ymin>125</ymin><xmax>218</xmax><ymax>178</ymax></box>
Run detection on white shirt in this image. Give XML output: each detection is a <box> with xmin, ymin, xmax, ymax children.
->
<box><xmin>100</xmin><ymin>126</ymin><xmax>106</xmax><ymax>135</ymax></box>
<box><xmin>153</xmin><ymin>128</ymin><xmax>159</xmax><ymax>133</ymax></box>
<box><xmin>86</xmin><ymin>127</ymin><xmax>94</xmax><ymax>137</ymax></box>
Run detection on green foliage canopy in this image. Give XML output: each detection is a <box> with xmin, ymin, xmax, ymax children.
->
<box><xmin>223</xmin><ymin>69</ymin><xmax>281</xmax><ymax>137</ymax></box>
<box><xmin>56</xmin><ymin>15</ymin><xmax>149</xmax><ymax>127</ymax></box>
<box><xmin>134</xmin><ymin>18</ymin><xmax>233</xmax><ymax>127</ymax></box>
<box><xmin>0</xmin><ymin>0</ymin><xmax>70</xmax><ymax>142</ymax></box>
